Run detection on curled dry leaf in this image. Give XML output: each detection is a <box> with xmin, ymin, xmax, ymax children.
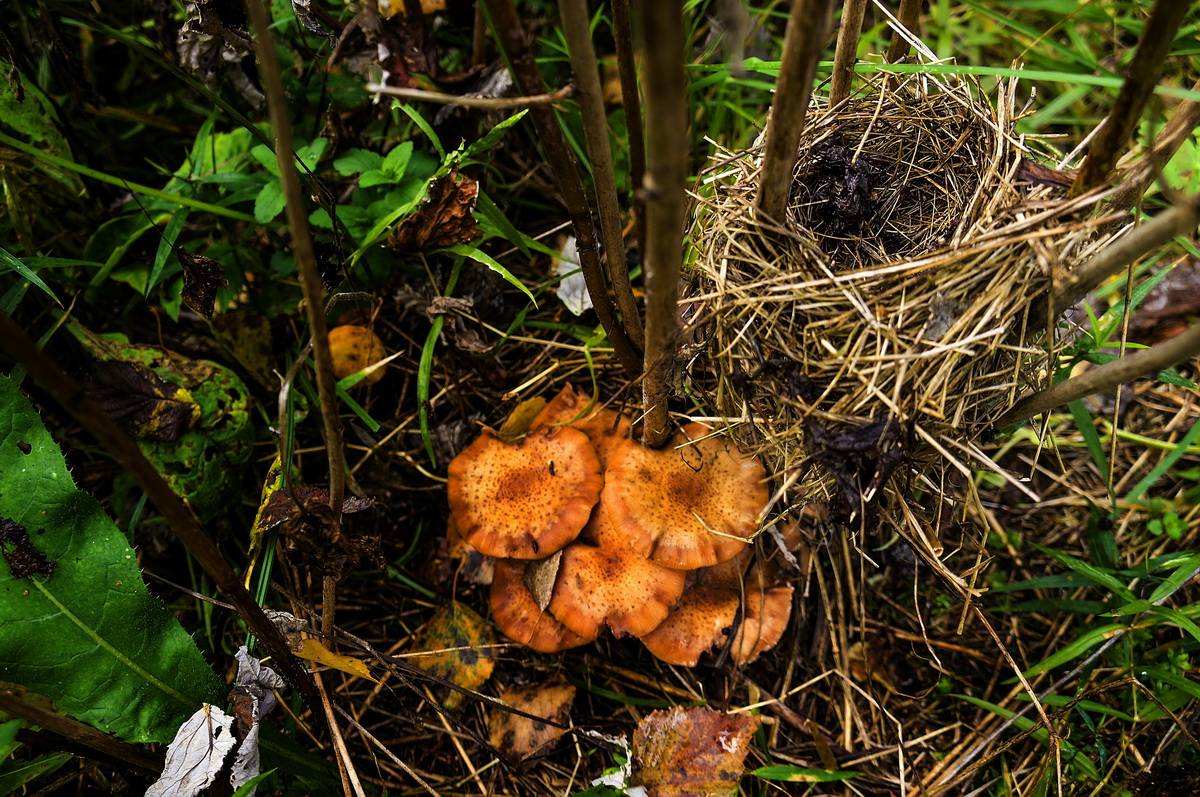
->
<box><xmin>145</xmin><ymin>704</ymin><xmax>238</xmax><ymax>797</ymax></box>
<box><xmin>86</xmin><ymin>360</ymin><xmax>199</xmax><ymax>442</ymax></box>
<box><xmin>388</xmin><ymin>169</ymin><xmax>479</xmax><ymax>253</ymax></box>
<box><xmin>488</xmin><ymin>677</ymin><xmax>575</xmax><ymax>762</ymax></box>
<box><xmin>178</xmin><ymin>251</ymin><xmax>229</xmax><ymax>319</ymax></box>
<box><xmin>632</xmin><ymin>706</ymin><xmax>760</xmax><ymax>797</ymax></box>
<box><xmin>490</xmin><ymin>558</ymin><xmax>591</xmax><ymax>653</ymax></box>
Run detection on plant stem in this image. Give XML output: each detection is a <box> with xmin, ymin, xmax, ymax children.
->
<box><xmin>1070</xmin><ymin>0</ymin><xmax>1190</xmax><ymax>196</ymax></box>
<box><xmin>755</xmin><ymin>0</ymin><xmax>834</xmax><ymax>221</ymax></box>
<box><xmin>885</xmin><ymin>0</ymin><xmax>922</xmax><ymax>62</ymax></box>
<box><xmin>829</xmin><ymin>0</ymin><xmax>867</xmax><ymax>107</ymax></box>
<box><xmin>481</xmin><ymin>0</ymin><xmax>641</xmax><ymax>375</ymax></box>
<box><xmin>1051</xmin><ymin>195</ymin><xmax>1200</xmax><ymax>317</ymax></box>
<box><xmin>245</xmin><ymin>0</ymin><xmax>345</xmax><ymax>636</ymax></box>
<box><xmin>366</xmin><ymin>82</ymin><xmax>577</xmax><ymax>108</ymax></box>
<box><xmin>1109</xmin><ymin>78</ymin><xmax>1200</xmax><ymax>212</ymax></box>
<box><xmin>0</xmin><ymin>309</ymin><xmax>319</xmax><ymax>709</ymax></box>
<box><xmin>994</xmin><ymin>317</ymin><xmax>1200</xmax><ymax>430</ymax></box>
<box><xmin>637</xmin><ymin>0</ymin><xmax>688</xmax><ymax>448</ymax></box>
<box><xmin>558</xmin><ymin>0</ymin><xmax>643</xmax><ymax>348</ymax></box>
<box><xmin>611</xmin><ymin>0</ymin><xmax>647</xmax><ymax>253</ymax></box>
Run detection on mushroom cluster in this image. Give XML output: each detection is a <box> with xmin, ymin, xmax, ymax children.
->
<box><xmin>447</xmin><ymin>385</ymin><xmax>794</xmax><ymax>665</ymax></box>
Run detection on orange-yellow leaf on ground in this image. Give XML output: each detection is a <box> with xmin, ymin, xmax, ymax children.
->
<box><xmin>631</xmin><ymin>706</ymin><xmax>760</xmax><ymax>796</ymax></box>
<box><xmin>294</xmin><ymin>637</ymin><xmax>376</xmax><ymax>682</ymax></box>
<box><xmin>328</xmin><ymin>325</ymin><xmax>388</xmax><ymax>385</ymax></box>
<box><xmin>410</xmin><ymin>603</ymin><xmax>496</xmax><ymax>708</ymax></box>
<box><xmin>377</xmin><ymin>0</ymin><xmax>447</xmax><ymax>17</ymax></box>
<box><xmin>487</xmin><ymin>677</ymin><xmax>575</xmax><ymax>762</ymax></box>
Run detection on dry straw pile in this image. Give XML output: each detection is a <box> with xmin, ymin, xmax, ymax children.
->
<box><xmin>683</xmin><ymin>70</ymin><xmax>1129</xmax><ymax>586</ymax></box>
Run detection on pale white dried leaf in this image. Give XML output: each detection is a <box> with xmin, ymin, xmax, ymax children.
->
<box><xmin>145</xmin><ymin>704</ymin><xmax>237</xmax><ymax>797</ymax></box>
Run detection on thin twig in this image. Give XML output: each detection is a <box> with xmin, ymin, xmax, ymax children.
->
<box><xmin>481</xmin><ymin>0</ymin><xmax>641</xmax><ymax>375</ymax></box>
<box><xmin>637</xmin><ymin>0</ymin><xmax>688</xmax><ymax>447</ymax></box>
<box><xmin>365</xmin><ymin>82</ymin><xmax>577</xmax><ymax>109</ymax></box>
<box><xmin>885</xmin><ymin>0</ymin><xmax>922</xmax><ymax>63</ymax></box>
<box><xmin>1050</xmin><ymin>195</ymin><xmax>1200</xmax><ymax>317</ymax></box>
<box><xmin>1109</xmin><ymin>78</ymin><xmax>1200</xmax><ymax>212</ymax></box>
<box><xmin>830</xmin><ymin>0</ymin><xmax>868</xmax><ymax>107</ymax></box>
<box><xmin>0</xmin><ymin>310</ymin><xmax>319</xmax><ymax>709</ymax></box>
<box><xmin>245</xmin><ymin>0</ymin><xmax>346</xmax><ymax>637</ymax></box>
<box><xmin>755</xmin><ymin>0</ymin><xmax>835</xmax><ymax>220</ymax></box>
<box><xmin>1071</xmin><ymin>0</ymin><xmax>1191</xmax><ymax>195</ymax></box>
<box><xmin>611</xmin><ymin>0</ymin><xmax>647</xmax><ymax>252</ymax></box>
<box><xmin>333</xmin><ymin>704</ymin><xmax>442</xmax><ymax>796</ymax></box>
<box><xmin>558</xmin><ymin>0</ymin><xmax>643</xmax><ymax>348</ymax></box>
<box><xmin>994</xmin><ymin>315</ymin><xmax>1200</xmax><ymax>430</ymax></box>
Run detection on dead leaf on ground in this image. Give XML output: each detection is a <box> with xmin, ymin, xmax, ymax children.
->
<box><xmin>85</xmin><ymin>359</ymin><xmax>199</xmax><ymax>442</ymax></box>
<box><xmin>631</xmin><ymin>706</ymin><xmax>760</xmax><ymax>797</ymax></box>
<box><xmin>410</xmin><ymin>602</ymin><xmax>496</xmax><ymax>708</ymax></box>
<box><xmin>293</xmin><ymin>637</ymin><xmax>376</xmax><ymax>682</ymax></box>
<box><xmin>388</xmin><ymin>169</ymin><xmax>479</xmax><ymax>253</ymax></box>
<box><xmin>497</xmin><ymin>396</ymin><xmax>548</xmax><ymax>442</ymax></box>
<box><xmin>178</xmin><ymin>251</ymin><xmax>229</xmax><ymax>318</ymax></box>
<box><xmin>0</xmin><ymin>517</ymin><xmax>57</xmax><ymax>579</ymax></box>
<box><xmin>145</xmin><ymin>704</ymin><xmax>237</xmax><ymax>797</ymax></box>
<box><xmin>488</xmin><ymin>677</ymin><xmax>575</xmax><ymax>762</ymax></box>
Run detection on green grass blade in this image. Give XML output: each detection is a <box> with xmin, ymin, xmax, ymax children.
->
<box><xmin>0</xmin><ymin>247</ymin><xmax>61</xmax><ymax>306</ymax></box>
<box><xmin>443</xmin><ymin>244</ymin><xmax>536</xmax><ymax>305</ymax></box>
<box><xmin>1124</xmin><ymin>417</ymin><xmax>1200</xmax><ymax>503</ymax></box>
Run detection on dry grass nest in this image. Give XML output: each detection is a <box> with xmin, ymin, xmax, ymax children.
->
<box><xmin>683</xmin><ymin>73</ymin><xmax>1131</xmax><ymax>587</ymax></box>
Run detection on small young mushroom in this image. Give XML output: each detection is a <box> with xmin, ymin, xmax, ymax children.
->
<box><xmin>532</xmin><ymin>384</ymin><xmax>633</xmax><ymax>467</ymax></box>
<box><xmin>448</xmin><ymin>425</ymin><xmax>603</xmax><ymax>559</ymax></box>
<box><xmin>603</xmin><ymin>423</ymin><xmax>769</xmax><ymax>569</ymax></box>
<box><xmin>547</xmin><ymin>498</ymin><xmax>686</xmax><ymax>639</ymax></box>
<box><xmin>490</xmin><ymin>559</ymin><xmax>592</xmax><ymax>653</ymax></box>
<box><xmin>640</xmin><ymin>581</ymin><xmax>794</xmax><ymax>667</ymax></box>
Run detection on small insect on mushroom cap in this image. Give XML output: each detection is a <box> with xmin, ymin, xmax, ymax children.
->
<box><xmin>603</xmin><ymin>423</ymin><xmax>769</xmax><ymax>570</ymax></box>
<box><xmin>490</xmin><ymin>559</ymin><xmax>592</xmax><ymax>653</ymax></box>
<box><xmin>448</xmin><ymin>425</ymin><xmax>604</xmax><ymax>559</ymax></box>
<box><xmin>531</xmin><ymin>384</ymin><xmax>633</xmax><ymax>468</ymax></box>
<box><xmin>547</xmin><ymin>497</ymin><xmax>686</xmax><ymax>640</ymax></box>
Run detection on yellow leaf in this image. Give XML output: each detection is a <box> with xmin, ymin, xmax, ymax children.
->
<box><xmin>294</xmin><ymin>638</ymin><xmax>377</xmax><ymax>682</ymax></box>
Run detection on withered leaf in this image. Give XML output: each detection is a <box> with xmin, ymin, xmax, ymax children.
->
<box><xmin>488</xmin><ymin>677</ymin><xmax>575</xmax><ymax>762</ymax></box>
<box><xmin>631</xmin><ymin>707</ymin><xmax>760</xmax><ymax>797</ymax></box>
<box><xmin>258</xmin><ymin>486</ymin><xmax>376</xmax><ymax>531</ymax></box>
<box><xmin>179</xmin><ymin>251</ymin><xmax>229</xmax><ymax>318</ymax></box>
<box><xmin>409</xmin><ymin>603</ymin><xmax>496</xmax><ymax>709</ymax></box>
<box><xmin>270</xmin><ymin>487</ymin><xmax>382</xmax><ymax>579</ymax></box>
<box><xmin>0</xmin><ymin>517</ymin><xmax>57</xmax><ymax>579</ymax></box>
<box><xmin>86</xmin><ymin>360</ymin><xmax>199</xmax><ymax>442</ymax></box>
<box><xmin>388</xmin><ymin>170</ymin><xmax>479</xmax><ymax>254</ymax></box>
<box><xmin>1015</xmin><ymin>157</ymin><xmax>1078</xmax><ymax>190</ymax></box>
<box><xmin>522</xmin><ymin>550</ymin><xmax>562</xmax><ymax>612</ymax></box>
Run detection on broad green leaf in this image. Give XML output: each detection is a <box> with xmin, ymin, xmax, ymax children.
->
<box><xmin>254</xmin><ymin>181</ymin><xmax>286</xmax><ymax>224</ymax></box>
<box><xmin>249</xmin><ymin>144</ymin><xmax>280</xmax><ymax>176</ymax></box>
<box><xmin>382</xmin><ymin>141</ymin><xmax>413</xmax><ymax>179</ymax></box>
<box><xmin>333</xmin><ymin>148</ymin><xmax>383</xmax><ymax>175</ymax></box>
<box><xmin>0</xmin><ymin>752</ymin><xmax>72</xmax><ymax>794</ymax></box>
<box><xmin>0</xmin><ymin>374</ymin><xmax>225</xmax><ymax>743</ymax></box>
<box><xmin>462</xmin><ymin>110</ymin><xmax>528</xmax><ymax>160</ymax></box>
<box><xmin>358</xmin><ymin>169</ymin><xmax>392</xmax><ymax>188</ymax></box>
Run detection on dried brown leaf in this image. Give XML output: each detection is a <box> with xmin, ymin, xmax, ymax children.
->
<box><xmin>487</xmin><ymin>677</ymin><xmax>575</xmax><ymax>762</ymax></box>
<box><xmin>631</xmin><ymin>706</ymin><xmax>760</xmax><ymax>796</ymax></box>
<box><xmin>388</xmin><ymin>170</ymin><xmax>479</xmax><ymax>253</ymax></box>
<box><xmin>179</xmin><ymin>251</ymin><xmax>229</xmax><ymax>319</ymax></box>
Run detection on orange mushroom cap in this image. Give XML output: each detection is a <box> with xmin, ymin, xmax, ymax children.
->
<box><xmin>532</xmin><ymin>384</ymin><xmax>632</xmax><ymax>468</ymax></box>
<box><xmin>640</xmin><ymin>584</ymin><xmax>793</xmax><ymax>667</ymax></box>
<box><xmin>603</xmin><ymin>423</ymin><xmax>769</xmax><ymax>570</ymax></box>
<box><xmin>448</xmin><ymin>425</ymin><xmax>603</xmax><ymax>559</ymax></box>
<box><xmin>490</xmin><ymin>559</ymin><xmax>593</xmax><ymax>653</ymax></box>
<box><xmin>547</xmin><ymin>498</ymin><xmax>687</xmax><ymax>639</ymax></box>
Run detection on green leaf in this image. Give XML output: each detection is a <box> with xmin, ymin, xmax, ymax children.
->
<box><xmin>249</xmin><ymin>144</ymin><xmax>280</xmax><ymax>177</ymax></box>
<box><xmin>148</xmin><ymin>208</ymin><xmax>190</xmax><ymax>297</ymax></box>
<box><xmin>1124</xmin><ymin>417</ymin><xmax>1200</xmax><ymax>503</ymax></box>
<box><xmin>1022</xmin><ymin>623</ymin><xmax>1125</xmax><ymax>677</ymax></box>
<box><xmin>1033</xmin><ymin>544</ymin><xmax>1135</xmax><ymax>601</ymax></box>
<box><xmin>397</xmin><ymin>103</ymin><xmax>444</xmax><ymax>159</ymax></box>
<box><xmin>0</xmin><ymin>374</ymin><xmax>225</xmax><ymax>743</ymax></box>
<box><xmin>0</xmin><ymin>247</ymin><xmax>61</xmax><ymax>306</ymax></box>
<box><xmin>0</xmin><ymin>752</ymin><xmax>72</xmax><ymax>794</ymax></box>
<box><xmin>754</xmin><ymin>766</ymin><xmax>861</xmax><ymax>783</ymax></box>
<box><xmin>1148</xmin><ymin>553</ymin><xmax>1200</xmax><ymax>604</ymax></box>
<box><xmin>358</xmin><ymin>169</ymin><xmax>392</xmax><ymax>188</ymax></box>
<box><xmin>442</xmin><ymin>244</ymin><xmax>536</xmax><ymax>305</ymax></box>
<box><xmin>333</xmin><ymin>148</ymin><xmax>383</xmax><ymax>176</ymax></box>
<box><xmin>952</xmin><ymin>695</ymin><xmax>1100</xmax><ymax>781</ymax></box>
<box><xmin>382</xmin><ymin>141</ymin><xmax>413</xmax><ymax>179</ymax></box>
<box><xmin>1069</xmin><ymin>402</ymin><xmax>1109</xmax><ymax>484</ymax></box>
<box><xmin>254</xmin><ymin>180</ymin><xmax>286</xmax><ymax>224</ymax></box>
<box><xmin>295</xmin><ymin>138</ymin><xmax>328</xmax><ymax>172</ymax></box>
<box><xmin>462</xmin><ymin>110</ymin><xmax>528</xmax><ymax>159</ymax></box>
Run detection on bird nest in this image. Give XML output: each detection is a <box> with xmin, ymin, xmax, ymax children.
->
<box><xmin>682</xmin><ymin>73</ymin><xmax>1127</xmax><ymax>583</ymax></box>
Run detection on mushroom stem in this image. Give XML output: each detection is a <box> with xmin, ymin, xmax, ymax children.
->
<box><xmin>637</xmin><ymin>0</ymin><xmax>688</xmax><ymax>448</ymax></box>
<box><xmin>755</xmin><ymin>0</ymin><xmax>835</xmax><ymax>222</ymax></box>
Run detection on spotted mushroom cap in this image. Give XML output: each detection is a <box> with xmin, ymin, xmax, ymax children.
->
<box><xmin>640</xmin><ymin>584</ymin><xmax>794</xmax><ymax>667</ymax></box>
<box><xmin>547</xmin><ymin>498</ymin><xmax>687</xmax><ymax>639</ymax></box>
<box><xmin>448</xmin><ymin>425</ymin><xmax>603</xmax><ymax>559</ymax></box>
<box><xmin>532</xmin><ymin>384</ymin><xmax>632</xmax><ymax>468</ymax></box>
<box><xmin>490</xmin><ymin>559</ymin><xmax>592</xmax><ymax>653</ymax></box>
<box><xmin>603</xmin><ymin>423</ymin><xmax>769</xmax><ymax>570</ymax></box>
